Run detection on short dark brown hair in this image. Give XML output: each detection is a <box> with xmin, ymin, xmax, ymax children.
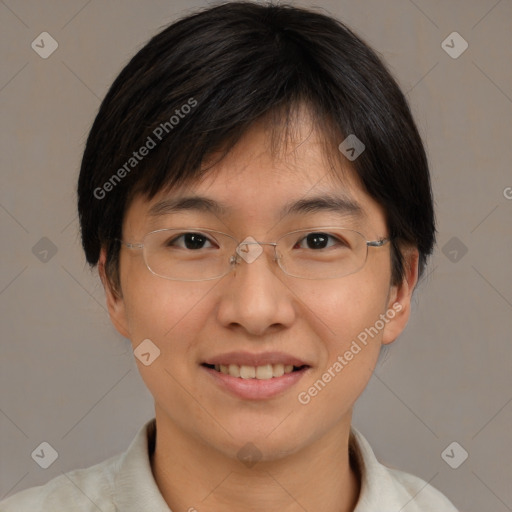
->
<box><xmin>78</xmin><ymin>1</ymin><xmax>435</xmax><ymax>293</ymax></box>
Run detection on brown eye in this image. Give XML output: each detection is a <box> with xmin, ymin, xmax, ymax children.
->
<box><xmin>166</xmin><ymin>232</ymin><xmax>215</xmax><ymax>250</ymax></box>
<box><xmin>296</xmin><ymin>232</ymin><xmax>345</xmax><ymax>250</ymax></box>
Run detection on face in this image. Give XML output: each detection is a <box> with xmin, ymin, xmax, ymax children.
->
<box><xmin>101</xmin><ymin>117</ymin><xmax>418</xmax><ymax>461</ymax></box>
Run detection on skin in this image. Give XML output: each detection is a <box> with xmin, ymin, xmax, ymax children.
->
<box><xmin>99</xmin><ymin>114</ymin><xmax>419</xmax><ymax>512</ymax></box>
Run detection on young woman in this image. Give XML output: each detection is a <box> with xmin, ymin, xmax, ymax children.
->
<box><xmin>1</xmin><ymin>2</ymin><xmax>458</xmax><ymax>510</ymax></box>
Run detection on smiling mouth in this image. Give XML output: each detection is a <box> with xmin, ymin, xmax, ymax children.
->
<box><xmin>201</xmin><ymin>363</ymin><xmax>309</xmax><ymax>380</ymax></box>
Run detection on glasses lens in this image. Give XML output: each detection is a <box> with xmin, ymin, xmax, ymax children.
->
<box><xmin>277</xmin><ymin>228</ymin><xmax>367</xmax><ymax>279</ymax></box>
<box><xmin>143</xmin><ymin>229</ymin><xmax>236</xmax><ymax>281</ymax></box>
<box><xmin>140</xmin><ymin>227</ymin><xmax>370</xmax><ymax>281</ymax></box>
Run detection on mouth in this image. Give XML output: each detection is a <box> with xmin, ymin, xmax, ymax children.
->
<box><xmin>201</xmin><ymin>362</ymin><xmax>309</xmax><ymax>380</ymax></box>
<box><xmin>200</xmin><ymin>352</ymin><xmax>311</xmax><ymax>400</ymax></box>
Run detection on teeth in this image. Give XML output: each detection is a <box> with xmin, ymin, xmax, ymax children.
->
<box><xmin>214</xmin><ymin>363</ymin><xmax>297</xmax><ymax>379</ymax></box>
<box><xmin>273</xmin><ymin>363</ymin><xmax>284</xmax><ymax>377</ymax></box>
<box><xmin>240</xmin><ymin>365</ymin><xmax>256</xmax><ymax>379</ymax></box>
<box><xmin>228</xmin><ymin>364</ymin><xmax>240</xmax><ymax>377</ymax></box>
<box><xmin>256</xmin><ymin>364</ymin><xmax>273</xmax><ymax>379</ymax></box>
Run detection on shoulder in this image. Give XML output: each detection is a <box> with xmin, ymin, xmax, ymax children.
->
<box><xmin>0</xmin><ymin>418</ymin><xmax>160</xmax><ymax>512</ymax></box>
<box><xmin>384</xmin><ymin>465</ymin><xmax>459</xmax><ymax>511</ymax></box>
<box><xmin>0</xmin><ymin>454</ymin><xmax>120</xmax><ymax>512</ymax></box>
<box><xmin>350</xmin><ymin>428</ymin><xmax>459</xmax><ymax>511</ymax></box>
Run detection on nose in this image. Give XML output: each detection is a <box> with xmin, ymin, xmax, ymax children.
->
<box><xmin>216</xmin><ymin>241</ymin><xmax>296</xmax><ymax>336</ymax></box>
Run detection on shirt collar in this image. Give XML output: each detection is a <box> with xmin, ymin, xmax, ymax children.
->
<box><xmin>350</xmin><ymin>427</ymin><xmax>423</xmax><ymax>511</ymax></box>
<box><xmin>113</xmin><ymin>418</ymin><xmax>171</xmax><ymax>511</ymax></box>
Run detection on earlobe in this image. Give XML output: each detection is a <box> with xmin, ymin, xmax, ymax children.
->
<box><xmin>98</xmin><ymin>248</ymin><xmax>130</xmax><ymax>339</ymax></box>
<box><xmin>381</xmin><ymin>248</ymin><xmax>419</xmax><ymax>345</ymax></box>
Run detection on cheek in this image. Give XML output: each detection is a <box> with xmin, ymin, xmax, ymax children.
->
<box><xmin>119</xmin><ymin>250</ymin><xmax>209</xmax><ymax>338</ymax></box>
<box><xmin>291</xmin><ymin>271</ymin><xmax>388</xmax><ymax>344</ymax></box>
<box><xmin>292</xmin><ymin>274</ymin><xmax>387</xmax><ymax>401</ymax></box>
<box><xmin>295</xmin><ymin>290</ymin><xmax>384</xmax><ymax>415</ymax></box>
<box><xmin>121</xmin><ymin>277</ymin><xmax>218</xmax><ymax>410</ymax></box>
<box><xmin>124</xmin><ymin>277</ymin><xmax>217</xmax><ymax>346</ymax></box>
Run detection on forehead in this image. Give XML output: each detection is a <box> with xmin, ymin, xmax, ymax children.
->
<box><xmin>123</xmin><ymin>119</ymin><xmax>387</xmax><ymax>236</ymax></box>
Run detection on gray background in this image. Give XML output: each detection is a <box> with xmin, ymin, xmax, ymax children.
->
<box><xmin>1</xmin><ymin>0</ymin><xmax>511</xmax><ymax>510</ymax></box>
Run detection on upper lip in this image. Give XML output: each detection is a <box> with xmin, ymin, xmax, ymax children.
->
<box><xmin>202</xmin><ymin>351</ymin><xmax>310</xmax><ymax>367</ymax></box>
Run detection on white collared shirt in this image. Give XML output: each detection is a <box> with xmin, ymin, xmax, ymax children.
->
<box><xmin>0</xmin><ymin>418</ymin><xmax>458</xmax><ymax>511</ymax></box>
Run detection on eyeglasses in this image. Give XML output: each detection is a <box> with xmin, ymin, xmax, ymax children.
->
<box><xmin>118</xmin><ymin>227</ymin><xmax>390</xmax><ymax>281</ymax></box>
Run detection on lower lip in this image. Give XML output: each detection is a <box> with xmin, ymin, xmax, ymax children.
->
<box><xmin>201</xmin><ymin>365</ymin><xmax>309</xmax><ymax>400</ymax></box>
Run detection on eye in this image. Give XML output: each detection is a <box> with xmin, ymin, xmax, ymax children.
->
<box><xmin>295</xmin><ymin>232</ymin><xmax>346</xmax><ymax>250</ymax></box>
<box><xmin>165</xmin><ymin>232</ymin><xmax>217</xmax><ymax>250</ymax></box>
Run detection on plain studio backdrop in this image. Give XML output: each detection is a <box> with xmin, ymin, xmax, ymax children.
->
<box><xmin>0</xmin><ymin>1</ymin><xmax>511</xmax><ymax>511</ymax></box>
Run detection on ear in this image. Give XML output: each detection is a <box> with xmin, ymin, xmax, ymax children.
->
<box><xmin>381</xmin><ymin>247</ymin><xmax>419</xmax><ymax>345</ymax></box>
<box><xmin>98</xmin><ymin>247</ymin><xmax>130</xmax><ymax>339</ymax></box>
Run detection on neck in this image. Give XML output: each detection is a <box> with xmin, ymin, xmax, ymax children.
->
<box><xmin>150</xmin><ymin>408</ymin><xmax>361</xmax><ymax>512</ymax></box>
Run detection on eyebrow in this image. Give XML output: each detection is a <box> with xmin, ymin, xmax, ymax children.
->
<box><xmin>147</xmin><ymin>194</ymin><xmax>364</xmax><ymax>219</ymax></box>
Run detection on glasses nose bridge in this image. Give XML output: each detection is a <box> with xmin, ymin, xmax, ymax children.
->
<box><xmin>231</xmin><ymin>238</ymin><xmax>279</xmax><ymax>268</ymax></box>
<box><xmin>242</xmin><ymin>241</ymin><xmax>278</xmax><ymax>248</ymax></box>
